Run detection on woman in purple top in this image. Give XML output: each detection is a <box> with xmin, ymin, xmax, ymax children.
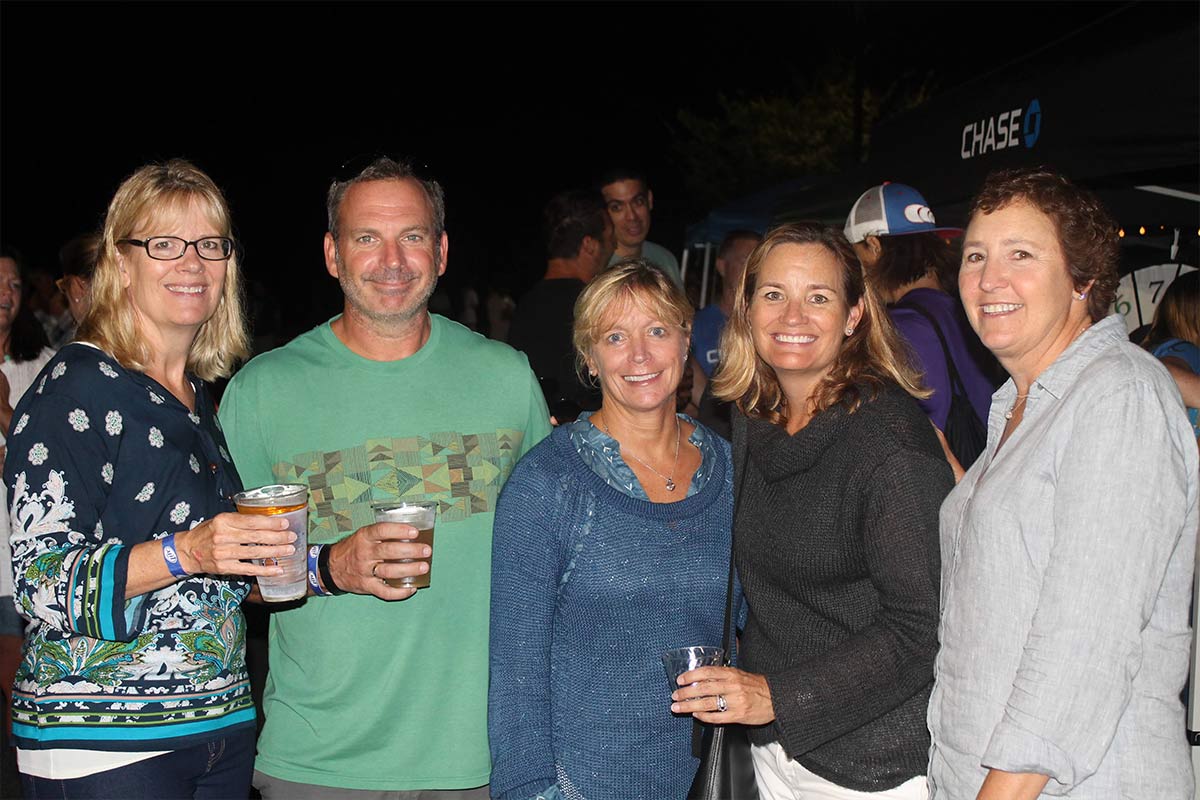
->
<box><xmin>844</xmin><ymin>183</ymin><xmax>998</xmax><ymax>464</ymax></box>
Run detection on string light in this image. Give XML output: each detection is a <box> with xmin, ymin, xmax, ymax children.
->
<box><xmin>1138</xmin><ymin>226</ymin><xmax>1146</xmax><ymax>235</ymax></box>
<box><xmin>1118</xmin><ymin>229</ymin><xmax>1125</xmax><ymax>238</ymax></box>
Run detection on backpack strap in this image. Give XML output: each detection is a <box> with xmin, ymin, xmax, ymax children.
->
<box><xmin>893</xmin><ymin>298</ymin><xmax>969</xmax><ymax>399</ymax></box>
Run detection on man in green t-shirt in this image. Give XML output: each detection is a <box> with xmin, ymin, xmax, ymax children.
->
<box><xmin>220</xmin><ymin>157</ymin><xmax>551</xmax><ymax>798</ymax></box>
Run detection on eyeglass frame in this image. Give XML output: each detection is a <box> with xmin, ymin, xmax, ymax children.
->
<box><xmin>117</xmin><ymin>236</ymin><xmax>235</xmax><ymax>261</ymax></box>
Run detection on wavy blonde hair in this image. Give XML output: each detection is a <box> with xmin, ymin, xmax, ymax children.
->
<box><xmin>79</xmin><ymin>159</ymin><xmax>249</xmax><ymax>381</ymax></box>
<box><xmin>712</xmin><ymin>222</ymin><xmax>927</xmax><ymax>426</ymax></box>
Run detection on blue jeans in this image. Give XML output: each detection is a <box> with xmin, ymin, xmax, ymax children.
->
<box><xmin>20</xmin><ymin>726</ymin><xmax>256</xmax><ymax>799</ymax></box>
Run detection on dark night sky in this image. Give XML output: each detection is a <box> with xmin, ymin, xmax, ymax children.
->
<box><xmin>2</xmin><ymin>1</ymin><xmax>1189</xmax><ymax>337</ymax></box>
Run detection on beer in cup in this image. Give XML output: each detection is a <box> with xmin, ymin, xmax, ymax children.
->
<box><xmin>371</xmin><ymin>500</ymin><xmax>437</xmax><ymax>589</ymax></box>
<box><xmin>234</xmin><ymin>484</ymin><xmax>308</xmax><ymax>602</ymax></box>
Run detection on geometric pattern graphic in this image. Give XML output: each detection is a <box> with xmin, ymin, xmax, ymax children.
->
<box><xmin>272</xmin><ymin>428</ymin><xmax>526</xmax><ymax>543</ymax></box>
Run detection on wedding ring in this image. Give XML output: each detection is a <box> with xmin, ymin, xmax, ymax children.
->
<box><xmin>716</xmin><ymin>694</ymin><xmax>727</xmax><ymax>713</ymax></box>
<box><xmin>370</xmin><ymin>562</ymin><xmax>380</xmax><ymax>579</ymax></box>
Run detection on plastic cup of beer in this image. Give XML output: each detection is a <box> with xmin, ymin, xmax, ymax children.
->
<box><xmin>233</xmin><ymin>484</ymin><xmax>308</xmax><ymax>602</ymax></box>
<box><xmin>370</xmin><ymin>500</ymin><xmax>437</xmax><ymax>589</ymax></box>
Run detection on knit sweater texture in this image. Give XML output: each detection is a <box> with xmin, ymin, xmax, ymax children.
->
<box><xmin>488</xmin><ymin>424</ymin><xmax>733</xmax><ymax>800</ymax></box>
<box><xmin>733</xmin><ymin>383</ymin><xmax>952</xmax><ymax>791</ymax></box>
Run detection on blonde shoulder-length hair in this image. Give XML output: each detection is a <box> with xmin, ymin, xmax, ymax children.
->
<box><xmin>79</xmin><ymin>159</ymin><xmax>249</xmax><ymax>381</ymax></box>
<box><xmin>712</xmin><ymin>221</ymin><xmax>927</xmax><ymax>426</ymax></box>
<box><xmin>572</xmin><ymin>259</ymin><xmax>693</xmax><ymax>381</ymax></box>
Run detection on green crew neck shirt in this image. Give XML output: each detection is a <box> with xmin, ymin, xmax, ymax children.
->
<box><xmin>220</xmin><ymin>314</ymin><xmax>550</xmax><ymax>790</ymax></box>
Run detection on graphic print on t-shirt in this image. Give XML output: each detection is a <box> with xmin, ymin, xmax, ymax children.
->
<box><xmin>272</xmin><ymin>428</ymin><xmax>526</xmax><ymax>542</ymax></box>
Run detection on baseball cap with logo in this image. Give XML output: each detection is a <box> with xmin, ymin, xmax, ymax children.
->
<box><xmin>843</xmin><ymin>182</ymin><xmax>962</xmax><ymax>244</ymax></box>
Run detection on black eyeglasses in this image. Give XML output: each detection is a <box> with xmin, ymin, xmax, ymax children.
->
<box><xmin>118</xmin><ymin>236</ymin><xmax>234</xmax><ymax>261</ymax></box>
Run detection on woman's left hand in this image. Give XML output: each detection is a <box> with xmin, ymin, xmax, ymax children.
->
<box><xmin>671</xmin><ymin>665</ymin><xmax>775</xmax><ymax>725</ymax></box>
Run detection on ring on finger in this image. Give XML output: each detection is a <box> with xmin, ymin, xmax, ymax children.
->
<box><xmin>716</xmin><ymin>694</ymin><xmax>727</xmax><ymax>713</ymax></box>
<box><xmin>370</xmin><ymin>562</ymin><xmax>380</xmax><ymax>579</ymax></box>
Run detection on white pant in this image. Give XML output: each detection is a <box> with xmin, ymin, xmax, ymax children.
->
<box><xmin>752</xmin><ymin>742</ymin><xmax>930</xmax><ymax>800</ymax></box>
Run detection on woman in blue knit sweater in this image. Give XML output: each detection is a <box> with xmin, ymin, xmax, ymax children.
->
<box><xmin>488</xmin><ymin>260</ymin><xmax>734</xmax><ymax>800</ymax></box>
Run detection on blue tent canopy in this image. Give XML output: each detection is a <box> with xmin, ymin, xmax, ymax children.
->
<box><xmin>684</xmin><ymin>178</ymin><xmax>817</xmax><ymax>247</ymax></box>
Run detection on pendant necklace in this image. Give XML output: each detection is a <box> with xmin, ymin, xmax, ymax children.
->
<box><xmin>598</xmin><ymin>414</ymin><xmax>681</xmax><ymax>492</ymax></box>
<box><xmin>1005</xmin><ymin>393</ymin><xmax>1029</xmax><ymax>420</ymax></box>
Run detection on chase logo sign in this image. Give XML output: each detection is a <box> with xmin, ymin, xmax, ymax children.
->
<box><xmin>961</xmin><ymin>99</ymin><xmax>1042</xmax><ymax>159</ymax></box>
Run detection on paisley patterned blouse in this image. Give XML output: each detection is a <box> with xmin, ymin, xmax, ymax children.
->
<box><xmin>3</xmin><ymin>342</ymin><xmax>256</xmax><ymax>752</ymax></box>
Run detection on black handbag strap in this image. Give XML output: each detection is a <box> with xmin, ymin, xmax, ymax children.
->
<box><xmin>893</xmin><ymin>299</ymin><xmax>969</xmax><ymax>399</ymax></box>
<box><xmin>694</xmin><ymin>415</ymin><xmax>750</xmax><ymax>756</ymax></box>
<box><xmin>719</xmin><ymin>516</ymin><xmax>737</xmax><ymax>667</ymax></box>
<box><xmin>720</xmin><ymin>417</ymin><xmax>751</xmax><ymax>666</ymax></box>
<box><xmin>696</xmin><ymin>424</ymin><xmax>748</xmax><ymax>758</ymax></box>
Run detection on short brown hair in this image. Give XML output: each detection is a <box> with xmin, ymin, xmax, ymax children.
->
<box><xmin>572</xmin><ymin>260</ymin><xmax>693</xmax><ymax>381</ymax></box>
<box><xmin>718</xmin><ymin>229</ymin><xmax>762</xmax><ymax>260</ymax></box>
<box><xmin>327</xmin><ymin>157</ymin><xmax>446</xmax><ymax>265</ymax></box>
<box><xmin>970</xmin><ymin>167</ymin><xmax>1119</xmax><ymax>321</ymax></box>
<box><xmin>712</xmin><ymin>222</ymin><xmax>927</xmax><ymax>426</ymax></box>
<box><xmin>81</xmin><ymin>159</ymin><xmax>249</xmax><ymax>381</ymax></box>
<box><xmin>872</xmin><ymin>232</ymin><xmax>959</xmax><ymax>296</ymax></box>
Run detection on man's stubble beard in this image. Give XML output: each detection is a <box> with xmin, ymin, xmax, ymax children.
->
<box><xmin>336</xmin><ymin>249</ymin><xmax>440</xmax><ymax>333</ymax></box>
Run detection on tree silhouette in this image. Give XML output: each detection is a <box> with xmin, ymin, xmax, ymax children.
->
<box><xmin>669</xmin><ymin>57</ymin><xmax>936</xmax><ymax>210</ymax></box>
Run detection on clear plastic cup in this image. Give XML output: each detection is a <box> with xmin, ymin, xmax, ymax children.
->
<box><xmin>661</xmin><ymin>645</ymin><xmax>725</xmax><ymax>692</ymax></box>
<box><xmin>234</xmin><ymin>484</ymin><xmax>308</xmax><ymax>602</ymax></box>
<box><xmin>371</xmin><ymin>500</ymin><xmax>437</xmax><ymax>589</ymax></box>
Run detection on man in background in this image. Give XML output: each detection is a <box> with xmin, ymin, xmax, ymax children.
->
<box><xmin>685</xmin><ymin>229</ymin><xmax>760</xmax><ymax>438</ymax></box>
<box><xmin>599</xmin><ymin>166</ymin><xmax>682</xmax><ymax>288</ymax></box>
<box><xmin>508</xmin><ymin>189</ymin><xmax>614</xmax><ymax>421</ymax></box>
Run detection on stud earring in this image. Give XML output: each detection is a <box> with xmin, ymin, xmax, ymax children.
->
<box><xmin>1074</xmin><ymin>291</ymin><xmax>1088</xmax><ymax>300</ymax></box>
<box><xmin>845</xmin><ymin>326</ymin><xmax>855</xmax><ymax>336</ymax></box>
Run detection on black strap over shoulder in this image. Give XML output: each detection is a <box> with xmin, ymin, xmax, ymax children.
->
<box><xmin>893</xmin><ymin>298</ymin><xmax>969</xmax><ymax>398</ymax></box>
<box><xmin>893</xmin><ymin>298</ymin><xmax>988</xmax><ymax>468</ymax></box>
<box><xmin>693</xmin><ymin>412</ymin><xmax>750</xmax><ymax>757</ymax></box>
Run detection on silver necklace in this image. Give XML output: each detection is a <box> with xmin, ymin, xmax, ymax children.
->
<box><xmin>599</xmin><ymin>414</ymin><xmax>681</xmax><ymax>492</ymax></box>
<box><xmin>1004</xmin><ymin>393</ymin><xmax>1030</xmax><ymax>420</ymax></box>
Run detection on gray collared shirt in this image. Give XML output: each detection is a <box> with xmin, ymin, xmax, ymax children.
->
<box><xmin>928</xmin><ymin>314</ymin><xmax>1199</xmax><ymax>798</ymax></box>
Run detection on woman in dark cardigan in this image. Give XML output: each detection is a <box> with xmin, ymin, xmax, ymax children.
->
<box><xmin>672</xmin><ymin>222</ymin><xmax>954</xmax><ymax>798</ymax></box>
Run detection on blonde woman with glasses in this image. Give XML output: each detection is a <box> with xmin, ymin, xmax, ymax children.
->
<box><xmin>5</xmin><ymin>160</ymin><xmax>294</xmax><ymax>799</ymax></box>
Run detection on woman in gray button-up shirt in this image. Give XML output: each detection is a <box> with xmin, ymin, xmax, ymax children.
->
<box><xmin>928</xmin><ymin>167</ymin><xmax>1200</xmax><ymax>799</ymax></box>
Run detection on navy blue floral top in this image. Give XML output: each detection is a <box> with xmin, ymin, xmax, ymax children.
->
<box><xmin>3</xmin><ymin>343</ymin><xmax>255</xmax><ymax>751</ymax></box>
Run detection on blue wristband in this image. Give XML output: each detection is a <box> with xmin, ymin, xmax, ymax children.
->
<box><xmin>307</xmin><ymin>544</ymin><xmax>328</xmax><ymax>596</ymax></box>
<box><xmin>161</xmin><ymin>533</ymin><xmax>188</xmax><ymax>578</ymax></box>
